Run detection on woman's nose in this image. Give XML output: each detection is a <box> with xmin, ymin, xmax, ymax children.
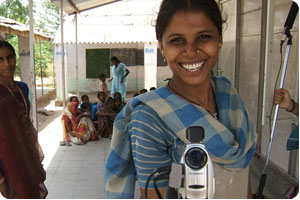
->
<box><xmin>184</xmin><ymin>42</ymin><xmax>199</xmax><ymax>56</ymax></box>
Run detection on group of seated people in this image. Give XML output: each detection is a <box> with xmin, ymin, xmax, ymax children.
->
<box><xmin>133</xmin><ymin>87</ymin><xmax>156</xmax><ymax>97</ymax></box>
<box><xmin>61</xmin><ymin>92</ymin><xmax>126</xmax><ymax>146</ymax></box>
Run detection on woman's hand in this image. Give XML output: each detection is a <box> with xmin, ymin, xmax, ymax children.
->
<box><xmin>274</xmin><ymin>88</ymin><xmax>293</xmax><ymax>110</ymax></box>
<box><xmin>0</xmin><ymin>171</ymin><xmax>10</xmax><ymax>198</ymax></box>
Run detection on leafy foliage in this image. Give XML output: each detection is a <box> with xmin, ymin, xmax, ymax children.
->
<box><xmin>0</xmin><ymin>0</ymin><xmax>28</xmax><ymax>24</ymax></box>
<box><xmin>0</xmin><ymin>0</ymin><xmax>60</xmax><ymax>78</ymax></box>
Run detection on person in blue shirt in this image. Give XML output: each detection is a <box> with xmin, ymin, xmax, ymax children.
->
<box><xmin>108</xmin><ymin>56</ymin><xmax>130</xmax><ymax>101</ymax></box>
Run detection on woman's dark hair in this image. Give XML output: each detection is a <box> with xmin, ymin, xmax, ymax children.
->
<box><xmin>114</xmin><ymin>97</ymin><xmax>122</xmax><ymax>103</ymax></box>
<box><xmin>99</xmin><ymin>73</ymin><xmax>106</xmax><ymax>79</ymax></box>
<box><xmin>155</xmin><ymin>0</ymin><xmax>224</xmax><ymax>41</ymax></box>
<box><xmin>140</xmin><ymin>89</ymin><xmax>148</xmax><ymax>94</ymax></box>
<box><xmin>113</xmin><ymin>92</ymin><xmax>122</xmax><ymax>99</ymax></box>
<box><xmin>106</xmin><ymin>97</ymin><xmax>114</xmax><ymax>104</ymax></box>
<box><xmin>69</xmin><ymin>96</ymin><xmax>78</xmax><ymax>102</ymax></box>
<box><xmin>81</xmin><ymin>94</ymin><xmax>89</xmax><ymax>101</ymax></box>
<box><xmin>97</xmin><ymin>91</ymin><xmax>106</xmax><ymax>98</ymax></box>
<box><xmin>0</xmin><ymin>40</ymin><xmax>16</xmax><ymax>56</ymax></box>
<box><xmin>111</xmin><ymin>56</ymin><xmax>120</xmax><ymax>63</ymax></box>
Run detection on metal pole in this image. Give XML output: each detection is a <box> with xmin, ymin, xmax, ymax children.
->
<box><xmin>75</xmin><ymin>13</ymin><xmax>79</xmax><ymax>97</ymax></box>
<box><xmin>39</xmin><ymin>40</ymin><xmax>44</xmax><ymax>96</ymax></box>
<box><xmin>255</xmin><ymin>42</ymin><xmax>292</xmax><ymax>199</ymax></box>
<box><xmin>234</xmin><ymin>0</ymin><xmax>241</xmax><ymax>91</ymax></box>
<box><xmin>61</xmin><ymin>0</ymin><xmax>66</xmax><ymax>108</ymax></box>
<box><xmin>263</xmin><ymin>44</ymin><xmax>291</xmax><ymax>173</ymax></box>
<box><xmin>29</xmin><ymin>0</ymin><xmax>38</xmax><ymax>129</ymax></box>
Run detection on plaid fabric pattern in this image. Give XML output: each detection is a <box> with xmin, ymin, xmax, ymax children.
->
<box><xmin>104</xmin><ymin>76</ymin><xmax>257</xmax><ymax>198</ymax></box>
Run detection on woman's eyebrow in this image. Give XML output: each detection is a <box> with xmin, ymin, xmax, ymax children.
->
<box><xmin>166</xmin><ymin>33</ymin><xmax>183</xmax><ymax>39</ymax></box>
<box><xmin>166</xmin><ymin>29</ymin><xmax>217</xmax><ymax>39</ymax></box>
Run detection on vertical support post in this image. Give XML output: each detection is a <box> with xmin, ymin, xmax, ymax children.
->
<box><xmin>61</xmin><ymin>0</ymin><xmax>66</xmax><ymax>108</ymax></box>
<box><xmin>257</xmin><ymin>0</ymin><xmax>275</xmax><ymax>153</ymax></box>
<box><xmin>29</xmin><ymin>0</ymin><xmax>38</xmax><ymax>129</ymax></box>
<box><xmin>39</xmin><ymin>40</ymin><xmax>44</xmax><ymax>96</ymax></box>
<box><xmin>75</xmin><ymin>13</ymin><xmax>79</xmax><ymax>97</ymax></box>
<box><xmin>144</xmin><ymin>42</ymin><xmax>157</xmax><ymax>90</ymax></box>
<box><xmin>234</xmin><ymin>0</ymin><xmax>241</xmax><ymax>91</ymax></box>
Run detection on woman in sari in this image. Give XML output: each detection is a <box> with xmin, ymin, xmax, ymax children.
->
<box><xmin>104</xmin><ymin>0</ymin><xmax>257</xmax><ymax>198</ymax></box>
<box><xmin>108</xmin><ymin>56</ymin><xmax>130</xmax><ymax>101</ymax></box>
<box><xmin>0</xmin><ymin>40</ymin><xmax>47</xmax><ymax>198</ymax></box>
<box><xmin>62</xmin><ymin>102</ymin><xmax>98</xmax><ymax>145</ymax></box>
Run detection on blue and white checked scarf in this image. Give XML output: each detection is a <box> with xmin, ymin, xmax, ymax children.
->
<box><xmin>104</xmin><ymin>76</ymin><xmax>257</xmax><ymax>198</ymax></box>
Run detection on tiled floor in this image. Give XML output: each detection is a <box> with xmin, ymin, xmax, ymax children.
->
<box><xmin>44</xmin><ymin>139</ymin><xmax>110</xmax><ymax>199</ymax></box>
<box><xmin>38</xmin><ymin>112</ymin><xmax>140</xmax><ymax>199</ymax></box>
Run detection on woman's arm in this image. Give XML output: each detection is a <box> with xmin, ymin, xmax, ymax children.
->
<box><xmin>130</xmin><ymin>106</ymin><xmax>171</xmax><ymax>199</ymax></box>
<box><xmin>121</xmin><ymin>68</ymin><xmax>130</xmax><ymax>83</ymax></box>
<box><xmin>0</xmin><ymin>170</ymin><xmax>10</xmax><ymax>198</ymax></box>
<box><xmin>96</xmin><ymin>111</ymin><xmax>117</xmax><ymax>117</ymax></box>
<box><xmin>274</xmin><ymin>88</ymin><xmax>298</xmax><ymax>116</ymax></box>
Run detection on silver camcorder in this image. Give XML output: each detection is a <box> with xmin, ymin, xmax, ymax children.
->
<box><xmin>168</xmin><ymin>126</ymin><xmax>215</xmax><ymax>199</ymax></box>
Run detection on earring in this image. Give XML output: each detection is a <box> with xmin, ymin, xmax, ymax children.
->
<box><xmin>161</xmin><ymin>50</ymin><xmax>166</xmax><ymax>62</ymax></box>
<box><xmin>196</xmin><ymin>49</ymin><xmax>200</xmax><ymax>53</ymax></box>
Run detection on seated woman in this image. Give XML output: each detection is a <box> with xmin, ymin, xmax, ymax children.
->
<box><xmin>113</xmin><ymin>97</ymin><xmax>125</xmax><ymax>113</ymax></box>
<box><xmin>62</xmin><ymin>102</ymin><xmax>98</xmax><ymax>145</ymax></box>
<box><xmin>97</xmin><ymin>97</ymin><xmax>117</xmax><ymax>139</ymax></box>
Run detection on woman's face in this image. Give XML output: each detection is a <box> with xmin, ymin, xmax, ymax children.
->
<box><xmin>111</xmin><ymin>60</ymin><xmax>117</xmax><ymax>66</ymax></box>
<box><xmin>115</xmin><ymin>99</ymin><xmax>121</xmax><ymax>106</ymax></box>
<box><xmin>159</xmin><ymin>9</ymin><xmax>222</xmax><ymax>86</ymax></box>
<box><xmin>0</xmin><ymin>47</ymin><xmax>16</xmax><ymax>79</ymax></box>
<box><xmin>99</xmin><ymin>93</ymin><xmax>106</xmax><ymax>101</ymax></box>
<box><xmin>108</xmin><ymin>100</ymin><xmax>115</xmax><ymax>108</ymax></box>
<box><xmin>71</xmin><ymin>97</ymin><xmax>79</xmax><ymax>103</ymax></box>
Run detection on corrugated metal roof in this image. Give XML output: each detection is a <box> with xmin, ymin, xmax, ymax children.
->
<box><xmin>53</xmin><ymin>0</ymin><xmax>161</xmax><ymax>44</ymax></box>
<box><xmin>0</xmin><ymin>16</ymin><xmax>53</xmax><ymax>41</ymax></box>
<box><xmin>51</xmin><ymin>0</ymin><xmax>121</xmax><ymax>15</ymax></box>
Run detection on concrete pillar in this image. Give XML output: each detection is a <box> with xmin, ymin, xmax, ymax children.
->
<box><xmin>55</xmin><ymin>44</ymin><xmax>63</xmax><ymax>101</ymax></box>
<box><xmin>144</xmin><ymin>42</ymin><xmax>157</xmax><ymax>90</ymax></box>
<box><xmin>18</xmin><ymin>36</ymin><xmax>31</xmax><ymax>88</ymax></box>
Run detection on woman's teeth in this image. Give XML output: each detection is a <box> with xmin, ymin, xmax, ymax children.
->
<box><xmin>181</xmin><ymin>61</ymin><xmax>204</xmax><ymax>72</ymax></box>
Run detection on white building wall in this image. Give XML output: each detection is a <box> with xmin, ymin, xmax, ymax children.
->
<box><xmin>55</xmin><ymin>42</ymin><xmax>171</xmax><ymax>100</ymax></box>
<box><xmin>238</xmin><ymin>0</ymin><xmax>298</xmax><ymax>173</ymax></box>
<box><xmin>218</xmin><ymin>0</ymin><xmax>298</xmax><ymax>176</ymax></box>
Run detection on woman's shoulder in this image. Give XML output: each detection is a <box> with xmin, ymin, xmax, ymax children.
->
<box><xmin>213</xmin><ymin>76</ymin><xmax>231</xmax><ymax>84</ymax></box>
<box><xmin>15</xmin><ymin>81</ymin><xmax>29</xmax><ymax>97</ymax></box>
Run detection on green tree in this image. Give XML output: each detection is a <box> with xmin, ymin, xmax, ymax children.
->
<box><xmin>35</xmin><ymin>0</ymin><xmax>60</xmax><ymax>37</ymax></box>
<box><xmin>0</xmin><ymin>0</ymin><xmax>60</xmax><ymax>79</ymax></box>
<box><xmin>0</xmin><ymin>0</ymin><xmax>28</xmax><ymax>24</ymax></box>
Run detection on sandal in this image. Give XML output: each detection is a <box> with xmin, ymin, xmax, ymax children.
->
<box><xmin>59</xmin><ymin>141</ymin><xmax>66</xmax><ymax>146</ymax></box>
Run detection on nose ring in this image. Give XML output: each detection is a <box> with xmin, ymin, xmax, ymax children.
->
<box><xmin>196</xmin><ymin>49</ymin><xmax>200</xmax><ymax>53</ymax></box>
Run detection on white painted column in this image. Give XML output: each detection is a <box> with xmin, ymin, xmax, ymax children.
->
<box><xmin>29</xmin><ymin>0</ymin><xmax>38</xmax><ymax>129</ymax></box>
<box><xmin>144</xmin><ymin>42</ymin><xmax>157</xmax><ymax>90</ymax></box>
<box><xmin>60</xmin><ymin>0</ymin><xmax>66</xmax><ymax>107</ymax></box>
<box><xmin>18</xmin><ymin>36</ymin><xmax>31</xmax><ymax>87</ymax></box>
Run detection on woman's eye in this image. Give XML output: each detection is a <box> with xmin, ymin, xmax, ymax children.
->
<box><xmin>197</xmin><ymin>35</ymin><xmax>212</xmax><ymax>41</ymax></box>
<box><xmin>169</xmin><ymin>37</ymin><xmax>185</xmax><ymax>44</ymax></box>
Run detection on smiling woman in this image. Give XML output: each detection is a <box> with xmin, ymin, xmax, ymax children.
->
<box><xmin>104</xmin><ymin>0</ymin><xmax>257</xmax><ymax>199</ymax></box>
<box><xmin>0</xmin><ymin>40</ymin><xmax>48</xmax><ymax>198</ymax></box>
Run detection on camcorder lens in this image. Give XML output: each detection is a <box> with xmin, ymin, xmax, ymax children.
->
<box><xmin>185</xmin><ymin>147</ymin><xmax>207</xmax><ymax>170</ymax></box>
